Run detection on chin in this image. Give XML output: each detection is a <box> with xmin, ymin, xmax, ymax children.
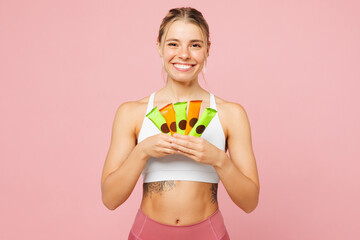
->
<box><xmin>171</xmin><ymin>76</ymin><xmax>198</xmax><ymax>83</ymax></box>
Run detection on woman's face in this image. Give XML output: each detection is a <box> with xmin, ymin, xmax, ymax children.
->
<box><xmin>158</xmin><ymin>20</ymin><xmax>209</xmax><ymax>83</ymax></box>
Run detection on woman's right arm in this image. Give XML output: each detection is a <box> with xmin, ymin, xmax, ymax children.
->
<box><xmin>101</xmin><ymin>101</ymin><xmax>176</xmax><ymax>210</ymax></box>
<box><xmin>100</xmin><ymin>101</ymin><xmax>148</xmax><ymax>210</ymax></box>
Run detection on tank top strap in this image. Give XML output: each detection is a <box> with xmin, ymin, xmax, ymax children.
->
<box><xmin>210</xmin><ymin>92</ymin><xmax>217</xmax><ymax>110</ymax></box>
<box><xmin>146</xmin><ymin>91</ymin><xmax>156</xmax><ymax>113</ymax></box>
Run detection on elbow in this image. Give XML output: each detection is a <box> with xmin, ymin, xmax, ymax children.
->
<box><xmin>102</xmin><ymin>195</ymin><xmax>117</xmax><ymax>210</ymax></box>
<box><xmin>102</xmin><ymin>191</ymin><xmax>128</xmax><ymax>211</ymax></box>
<box><xmin>243</xmin><ymin>200</ymin><xmax>259</xmax><ymax>214</ymax></box>
<box><xmin>244</xmin><ymin>187</ymin><xmax>260</xmax><ymax>214</ymax></box>
<box><xmin>101</xmin><ymin>182</ymin><xmax>122</xmax><ymax>210</ymax></box>
<box><xmin>102</xmin><ymin>191</ymin><xmax>123</xmax><ymax>211</ymax></box>
<box><xmin>244</xmin><ymin>204</ymin><xmax>258</xmax><ymax>214</ymax></box>
<box><xmin>101</xmin><ymin>185</ymin><xmax>115</xmax><ymax>210</ymax></box>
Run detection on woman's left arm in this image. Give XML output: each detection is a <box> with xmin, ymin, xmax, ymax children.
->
<box><xmin>213</xmin><ymin>102</ymin><xmax>260</xmax><ymax>213</ymax></box>
<box><xmin>171</xmin><ymin>102</ymin><xmax>260</xmax><ymax>213</ymax></box>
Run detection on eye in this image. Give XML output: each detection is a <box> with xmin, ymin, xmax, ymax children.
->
<box><xmin>168</xmin><ymin>43</ymin><xmax>177</xmax><ymax>46</ymax></box>
<box><xmin>193</xmin><ymin>44</ymin><xmax>201</xmax><ymax>48</ymax></box>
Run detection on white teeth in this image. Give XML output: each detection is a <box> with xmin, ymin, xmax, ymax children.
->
<box><xmin>174</xmin><ymin>64</ymin><xmax>193</xmax><ymax>69</ymax></box>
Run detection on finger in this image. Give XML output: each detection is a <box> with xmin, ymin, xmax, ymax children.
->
<box><xmin>161</xmin><ymin>139</ymin><xmax>174</xmax><ymax>149</ymax></box>
<box><xmin>171</xmin><ymin>137</ymin><xmax>199</xmax><ymax>151</ymax></box>
<box><xmin>176</xmin><ymin>148</ymin><xmax>198</xmax><ymax>161</ymax></box>
<box><xmin>162</xmin><ymin>133</ymin><xmax>176</xmax><ymax>143</ymax></box>
<box><xmin>162</xmin><ymin>147</ymin><xmax>176</xmax><ymax>155</ymax></box>
<box><xmin>171</xmin><ymin>142</ymin><xmax>197</xmax><ymax>156</ymax></box>
<box><xmin>159</xmin><ymin>139</ymin><xmax>178</xmax><ymax>153</ymax></box>
<box><xmin>174</xmin><ymin>133</ymin><xmax>203</xmax><ymax>146</ymax></box>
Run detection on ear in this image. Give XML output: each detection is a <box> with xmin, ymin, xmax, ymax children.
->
<box><xmin>157</xmin><ymin>41</ymin><xmax>162</xmax><ymax>57</ymax></box>
<box><xmin>207</xmin><ymin>41</ymin><xmax>211</xmax><ymax>56</ymax></box>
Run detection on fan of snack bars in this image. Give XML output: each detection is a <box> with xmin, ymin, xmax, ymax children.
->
<box><xmin>146</xmin><ymin>100</ymin><xmax>217</xmax><ymax>137</ymax></box>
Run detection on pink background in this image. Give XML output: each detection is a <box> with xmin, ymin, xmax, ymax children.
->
<box><xmin>1</xmin><ymin>0</ymin><xmax>359</xmax><ymax>239</ymax></box>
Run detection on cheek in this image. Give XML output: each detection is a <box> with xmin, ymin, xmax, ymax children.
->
<box><xmin>192</xmin><ymin>51</ymin><xmax>206</xmax><ymax>61</ymax></box>
<box><xmin>163</xmin><ymin>50</ymin><xmax>177</xmax><ymax>59</ymax></box>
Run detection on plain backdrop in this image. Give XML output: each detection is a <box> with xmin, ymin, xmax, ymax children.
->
<box><xmin>1</xmin><ymin>0</ymin><xmax>359</xmax><ymax>239</ymax></box>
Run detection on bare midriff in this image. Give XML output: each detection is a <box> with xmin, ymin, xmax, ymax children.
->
<box><xmin>140</xmin><ymin>180</ymin><xmax>219</xmax><ymax>226</ymax></box>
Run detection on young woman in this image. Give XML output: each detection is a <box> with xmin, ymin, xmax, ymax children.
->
<box><xmin>101</xmin><ymin>7</ymin><xmax>260</xmax><ymax>240</ymax></box>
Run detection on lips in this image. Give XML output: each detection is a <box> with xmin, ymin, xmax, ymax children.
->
<box><xmin>173</xmin><ymin>63</ymin><xmax>195</xmax><ymax>66</ymax></box>
<box><xmin>172</xmin><ymin>63</ymin><xmax>196</xmax><ymax>72</ymax></box>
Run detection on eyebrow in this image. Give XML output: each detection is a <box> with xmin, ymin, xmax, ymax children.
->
<box><xmin>165</xmin><ymin>38</ymin><xmax>203</xmax><ymax>43</ymax></box>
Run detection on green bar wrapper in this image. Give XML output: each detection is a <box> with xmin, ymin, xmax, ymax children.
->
<box><xmin>188</xmin><ymin>107</ymin><xmax>217</xmax><ymax>137</ymax></box>
<box><xmin>173</xmin><ymin>101</ymin><xmax>187</xmax><ymax>135</ymax></box>
<box><xmin>146</xmin><ymin>107</ymin><xmax>171</xmax><ymax>135</ymax></box>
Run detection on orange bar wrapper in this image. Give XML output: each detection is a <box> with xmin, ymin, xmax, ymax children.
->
<box><xmin>159</xmin><ymin>103</ymin><xmax>177</xmax><ymax>136</ymax></box>
<box><xmin>184</xmin><ymin>100</ymin><xmax>202</xmax><ymax>135</ymax></box>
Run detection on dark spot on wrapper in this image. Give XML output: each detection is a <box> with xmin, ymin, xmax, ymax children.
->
<box><xmin>196</xmin><ymin>125</ymin><xmax>206</xmax><ymax>134</ymax></box>
<box><xmin>189</xmin><ymin>118</ymin><xmax>198</xmax><ymax>127</ymax></box>
<box><xmin>161</xmin><ymin>123</ymin><xmax>170</xmax><ymax>133</ymax></box>
<box><xmin>179</xmin><ymin>120</ymin><xmax>187</xmax><ymax>130</ymax></box>
<box><xmin>170</xmin><ymin>122</ymin><xmax>177</xmax><ymax>132</ymax></box>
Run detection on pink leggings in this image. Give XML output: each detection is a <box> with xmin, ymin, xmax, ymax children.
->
<box><xmin>128</xmin><ymin>207</ymin><xmax>230</xmax><ymax>240</ymax></box>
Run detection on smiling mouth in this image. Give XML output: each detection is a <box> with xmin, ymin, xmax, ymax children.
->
<box><xmin>172</xmin><ymin>63</ymin><xmax>196</xmax><ymax>71</ymax></box>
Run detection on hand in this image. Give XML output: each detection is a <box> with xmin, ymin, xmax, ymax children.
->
<box><xmin>170</xmin><ymin>133</ymin><xmax>223</xmax><ymax>167</ymax></box>
<box><xmin>140</xmin><ymin>133</ymin><xmax>177</xmax><ymax>158</ymax></box>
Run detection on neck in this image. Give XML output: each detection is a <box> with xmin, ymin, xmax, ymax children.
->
<box><xmin>159</xmin><ymin>77</ymin><xmax>206</xmax><ymax>102</ymax></box>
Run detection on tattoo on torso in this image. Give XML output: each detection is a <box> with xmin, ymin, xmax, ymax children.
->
<box><xmin>142</xmin><ymin>181</ymin><xmax>218</xmax><ymax>204</ymax></box>
<box><xmin>210</xmin><ymin>183</ymin><xmax>218</xmax><ymax>203</ymax></box>
<box><xmin>143</xmin><ymin>181</ymin><xmax>176</xmax><ymax>198</ymax></box>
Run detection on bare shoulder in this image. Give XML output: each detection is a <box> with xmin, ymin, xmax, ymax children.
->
<box><xmin>115</xmin><ymin>95</ymin><xmax>149</xmax><ymax>138</ymax></box>
<box><xmin>213</xmin><ymin>95</ymin><xmax>249</xmax><ymax>139</ymax></box>
<box><xmin>121</xmin><ymin>95</ymin><xmax>149</xmax><ymax>113</ymax></box>
<box><xmin>214</xmin><ymin>95</ymin><xmax>246</xmax><ymax>112</ymax></box>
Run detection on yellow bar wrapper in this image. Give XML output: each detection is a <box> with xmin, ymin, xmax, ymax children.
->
<box><xmin>146</xmin><ymin>106</ymin><xmax>171</xmax><ymax>135</ymax></box>
<box><xmin>173</xmin><ymin>101</ymin><xmax>187</xmax><ymax>135</ymax></box>
<box><xmin>188</xmin><ymin>107</ymin><xmax>217</xmax><ymax>137</ymax></box>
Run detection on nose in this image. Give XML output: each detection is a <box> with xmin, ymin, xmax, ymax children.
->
<box><xmin>178</xmin><ymin>46</ymin><xmax>190</xmax><ymax>59</ymax></box>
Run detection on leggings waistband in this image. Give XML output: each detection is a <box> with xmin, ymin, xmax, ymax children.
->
<box><xmin>129</xmin><ymin>207</ymin><xmax>230</xmax><ymax>240</ymax></box>
<box><xmin>139</xmin><ymin>207</ymin><xmax>220</xmax><ymax>228</ymax></box>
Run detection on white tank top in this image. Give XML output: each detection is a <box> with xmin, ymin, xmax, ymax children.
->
<box><xmin>137</xmin><ymin>91</ymin><xmax>226</xmax><ymax>183</ymax></box>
